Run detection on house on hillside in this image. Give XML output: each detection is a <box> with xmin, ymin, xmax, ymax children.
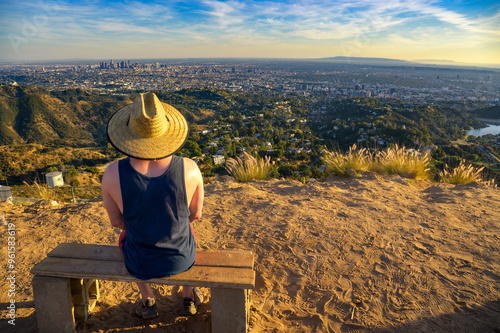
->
<box><xmin>212</xmin><ymin>155</ymin><xmax>225</xmax><ymax>165</ymax></box>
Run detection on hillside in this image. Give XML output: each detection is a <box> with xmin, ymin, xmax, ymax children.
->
<box><xmin>0</xmin><ymin>175</ymin><xmax>499</xmax><ymax>332</ymax></box>
<box><xmin>473</xmin><ymin>106</ymin><xmax>500</xmax><ymax>120</ymax></box>
<box><xmin>0</xmin><ymin>86</ymin><xmax>221</xmax><ymax>183</ymax></box>
<box><xmin>0</xmin><ymin>86</ymin><xmax>223</xmax><ymax>147</ymax></box>
<box><xmin>0</xmin><ymin>85</ymin><xmax>132</xmax><ymax>146</ymax></box>
<box><xmin>0</xmin><ymin>144</ymin><xmax>115</xmax><ymax>184</ymax></box>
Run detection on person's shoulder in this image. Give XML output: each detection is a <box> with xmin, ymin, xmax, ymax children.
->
<box><xmin>103</xmin><ymin>159</ymin><xmax>123</xmax><ymax>179</ymax></box>
<box><xmin>182</xmin><ymin>157</ymin><xmax>199</xmax><ymax>169</ymax></box>
<box><xmin>104</xmin><ymin>160</ymin><xmax>119</xmax><ymax>173</ymax></box>
<box><xmin>182</xmin><ymin>157</ymin><xmax>202</xmax><ymax>178</ymax></box>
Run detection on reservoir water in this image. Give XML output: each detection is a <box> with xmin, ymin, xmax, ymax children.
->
<box><xmin>468</xmin><ymin>120</ymin><xmax>500</xmax><ymax>137</ymax></box>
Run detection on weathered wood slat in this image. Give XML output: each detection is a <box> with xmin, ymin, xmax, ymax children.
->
<box><xmin>48</xmin><ymin>243</ymin><xmax>254</xmax><ymax>269</ymax></box>
<box><xmin>49</xmin><ymin>243</ymin><xmax>122</xmax><ymax>261</ymax></box>
<box><xmin>31</xmin><ymin>257</ymin><xmax>255</xmax><ymax>289</ymax></box>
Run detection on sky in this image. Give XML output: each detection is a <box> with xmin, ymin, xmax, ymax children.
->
<box><xmin>0</xmin><ymin>0</ymin><xmax>499</xmax><ymax>65</ymax></box>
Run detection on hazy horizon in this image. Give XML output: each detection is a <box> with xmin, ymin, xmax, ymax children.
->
<box><xmin>2</xmin><ymin>56</ymin><xmax>500</xmax><ymax>70</ymax></box>
<box><xmin>1</xmin><ymin>0</ymin><xmax>499</xmax><ymax>65</ymax></box>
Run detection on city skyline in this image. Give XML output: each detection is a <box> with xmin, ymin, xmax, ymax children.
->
<box><xmin>1</xmin><ymin>0</ymin><xmax>499</xmax><ymax>65</ymax></box>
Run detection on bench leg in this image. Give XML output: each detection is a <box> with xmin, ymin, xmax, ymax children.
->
<box><xmin>71</xmin><ymin>279</ymin><xmax>100</xmax><ymax>323</ymax></box>
<box><xmin>32</xmin><ymin>276</ymin><xmax>76</xmax><ymax>333</ymax></box>
<box><xmin>87</xmin><ymin>279</ymin><xmax>100</xmax><ymax>310</ymax></box>
<box><xmin>211</xmin><ymin>288</ymin><xmax>251</xmax><ymax>333</ymax></box>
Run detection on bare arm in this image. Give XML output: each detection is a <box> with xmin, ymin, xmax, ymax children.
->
<box><xmin>184</xmin><ymin>158</ymin><xmax>204</xmax><ymax>223</ymax></box>
<box><xmin>101</xmin><ymin>162</ymin><xmax>126</xmax><ymax>230</ymax></box>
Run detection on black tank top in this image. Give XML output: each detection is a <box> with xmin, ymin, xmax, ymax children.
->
<box><xmin>119</xmin><ymin>156</ymin><xmax>196</xmax><ymax>280</ymax></box>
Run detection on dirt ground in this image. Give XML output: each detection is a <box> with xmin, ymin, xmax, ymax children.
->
<box><xmin>1</xmin><ymin>173</ymin><xmax>499</xmax><ymax>332</ymax></box>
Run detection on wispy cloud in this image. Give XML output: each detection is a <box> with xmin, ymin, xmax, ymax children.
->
<box><xmin>200</xmin><ymin>0</ymin><xmax>247</xmax><ymax>27</ymax></box>
<box><xmin>0</xmin><ymin>0</ymin><xmax>498</xmax><ymax>62</ymax></box>
<box><xmin>404</xmin><ymin>1</ymin><xmax>500</xmax><ymax>36</ymax></box>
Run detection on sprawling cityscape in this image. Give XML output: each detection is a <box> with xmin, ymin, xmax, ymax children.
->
<box><xmin>1</xmin><ymin>58</ymin><xmax>499</xmax><ymax>105</ymax></box>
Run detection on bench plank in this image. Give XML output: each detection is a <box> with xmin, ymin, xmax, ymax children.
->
<box><xmin>31</xmin><ymin>257</ymin><xmax>255</xmax><ymax>289</ymax></box>
<box><xmin>48</xmin><ymin>243</ymin><xmax>254</xmax><ymax>269</ymax></box>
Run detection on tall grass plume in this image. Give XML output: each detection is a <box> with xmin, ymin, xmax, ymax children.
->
<box><xmin>439</xmin><ymin>160</ymin><xmax>492</xmax><ymax>185</ymax></box>
<box><xmin>225</xmin><ymin>152</ymin><xmax>274</xmax><ymax>182</ymax></box>
<box><xmin>324</xmin><ymin>144</ymin><xmax>372</xmax><ymax>177</ymax></box>
<box><xmin>22</xmin><ymin>180</ymin><xmax>57</xmax><ymax>201</ymax></box>
<box><xmin>374</xmin><ymin>145</ymin><xmax>431</xmax><ymax>180</ymax></box>
<box><xmin>325</xmin><ymin>144</ymin><xmax>431</xmax><ymax>179</ymax></box>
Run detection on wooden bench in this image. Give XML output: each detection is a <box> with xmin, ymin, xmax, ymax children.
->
<box><xmin>31</xmin><ymin>243</ymin><xmax>255</xmax><ymax>333</ymax></box>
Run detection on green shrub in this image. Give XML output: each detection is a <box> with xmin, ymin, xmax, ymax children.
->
<box><xmin>86</xmin><ymin>166</ymin><xmax>100</xmax><ymax>175</ymax></box>
<box><xmin>278</xmin><ymin>164</ymin><xmax>295</xmax><ymax>178</ymax></box>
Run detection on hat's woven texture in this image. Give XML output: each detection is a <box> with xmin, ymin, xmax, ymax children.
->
<box><xmin>107</xmin><ymin>93</ymin><xmax>188</xmax><ymax>160</ymax></box>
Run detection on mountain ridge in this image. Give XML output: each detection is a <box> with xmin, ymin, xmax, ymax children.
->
<box><xmin>317</xmin><ymin>56</ymin><xmax>415</xmax><ymax>65</ymax></box>
<box><xmin>0</xmin><ymin>85</ymin><xmax>130</xmax><ymax>146</ymax></box>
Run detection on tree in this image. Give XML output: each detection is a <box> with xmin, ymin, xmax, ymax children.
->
<box><xmin>311</xmin><ymin>166</ymin><xmax>323</xmax><ymax>178</ymax></box>
<box><xmin>86</xmin><ymin>166</ymin><xmax>99</xmax><ymax>175</ymax></box>
<box><xmin>185</xmin><ymin>140</ymin><xmax>200</xmax><ymax>154</ymax></box>
<box><xmin>278</xmin><ymin>165</ymin><xmax>294</xmax><ymax>178</ymax></box>
<box><xmin>204</xmin><ymin>155</ymin><xmax>213</xmax><ymax>166</ymax></box>
<box><xmin>299</xmin><ymin>164</ymin><xmax>312</xmax><ymax>178</ymax></box>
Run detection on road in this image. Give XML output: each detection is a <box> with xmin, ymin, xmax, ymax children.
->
<box><xmin>477</xmin><ymin>146</ymin><xmax>500</xmax><ymax>164</ymax></box>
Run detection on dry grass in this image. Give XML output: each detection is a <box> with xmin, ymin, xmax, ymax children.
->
<box><xmin>325</xmin><ymin>145</ymin><xmax>431</xmax><ymax>179</ymax></box>
<box><xmin>15</xmin><ymin>183</ymin><xmax>102</xmax><ymax>203</ymax></box>
<box><xmin>225</xmin><ymin>152</ymin><xmax>274</xmax><ymax>182</ymax></box>
<box><xmin>439</xmin><ymin>160</ymin><xmax>491</xmax><ymax>185</ymax></box>
<box><xmin>374</xmin><ymin>145</ymin><xmax>431</xmax><ymax>180</ymax></box>
<box><xmin>22</xmin><ymin>180</ymin><xmax>57</xmax><ymax>201</ymax></box>
<box><xmin>324</xmin><ymin>144</ymin><xmax>373</xmax><ymax>177</ymax></box>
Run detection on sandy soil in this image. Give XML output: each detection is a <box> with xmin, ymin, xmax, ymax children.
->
<box><xmin>1</xmin><ymin>173</ymin><xmax>499</xmax><ymax>332</ymax></box>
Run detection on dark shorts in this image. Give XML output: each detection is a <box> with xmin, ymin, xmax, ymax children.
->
<box><xmin>118</xmin><ymin>226</ymin><xmax>196</xmax><ymax>254</ymax></box>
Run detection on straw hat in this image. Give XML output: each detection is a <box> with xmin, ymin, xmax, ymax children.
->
<box><xmin>107</xmin><ymin>92</ymin><xmax>188</xmax><ymax>160</ymax></box>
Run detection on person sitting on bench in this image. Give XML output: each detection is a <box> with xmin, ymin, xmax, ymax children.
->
<box><xmin>101</xmin><ymin>92</ymin><xmax>204</xmax><ymax>319</ymax></box>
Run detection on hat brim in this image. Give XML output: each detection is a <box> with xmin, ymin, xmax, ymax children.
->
<box><xmin>107</xmin><ymin>102</ymin><xmax>189</xmax><ymax>160</ymax></box>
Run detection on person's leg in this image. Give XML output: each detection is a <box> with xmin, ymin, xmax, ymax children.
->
<box><xmin>183</xmin><ymin>286</ymin><xmax>193</xmax><ymax>299</ymax></box>
<box><xmin>134</xmin><ymin>282</ymin><xmax>158</xmax><ymax>319</ymax></box>
<box><xmin>184</xmin><ymin>225</ymin><xmax>197</xmax><ymax>300</ymax></box>
<box><xmin>182</xmin><ymin>285</ymin><xmax>203</xmax><ymax>315</ymax></box>
<box><xmin>120</xmin><ymin>232</ymin><xmax>155</xmax><ymax>304</ymax></box>
<box><xmin>183</xmin><ymin>226</ymin><xmax>203</xmax><ymax>303</ymax></box>
<box><xmin>119</xmin><ymin>231</ymin><xmax>157</xmax><ymax>318</ymax></box>
<box><xmin>137</xmin><ymin>282</ymin><xmax>155</xmax><ymax>303</ymax></box>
